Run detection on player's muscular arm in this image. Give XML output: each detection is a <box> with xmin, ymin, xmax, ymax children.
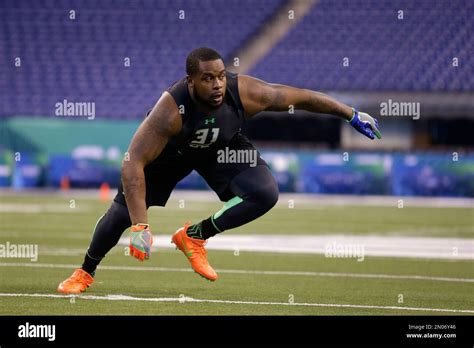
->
<box><xmin>238</xmin><ymin>75</ymin><xmax>353</xmax><ymax>120</ymax></box>
<box><xmin>122</xmin><ymin>92</ymin><xmax>182</xmax><ymax>224</ymax></box>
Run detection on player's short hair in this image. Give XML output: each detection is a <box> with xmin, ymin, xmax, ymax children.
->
<box><xmin>186</xmin><ymin>47</ymin><xmax>223</xmax><ymax>76</ymax></box>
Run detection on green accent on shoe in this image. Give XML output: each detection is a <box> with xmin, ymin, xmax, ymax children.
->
<box><xmin>181</xmin><ymin>235</ymin><xmax>193</xmax><ymax>257</ymax></box>
<box><xmin>213</xmin><ymin>196</ymin><xmax>243</xmax><ymax>220</ymax></box>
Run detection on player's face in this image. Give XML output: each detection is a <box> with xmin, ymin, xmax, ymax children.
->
<box><xmin>191</xmin><ymin>59</ymin><xmax>226</xmax><ymax>108</ymax></box>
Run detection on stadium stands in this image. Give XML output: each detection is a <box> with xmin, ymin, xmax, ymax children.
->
<box><xmin>0</xmin><ymin>0</ymin><xmax>284</xmax><ymax>118</ymax></box>
<box><xmin>1</xmin><ymin>0</ymin><xmax>472</xmax><ymax>119</ymax></box>
<box><xmin>250</xmin><ymin>0</ymin><xmax>474</xmax><ymax>91</ymax></box>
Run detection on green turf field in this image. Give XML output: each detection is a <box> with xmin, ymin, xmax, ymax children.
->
<box><xmin>0</xmin><ymin>193</ymin><xmax>473</xmax><ymax>315</ymax></box>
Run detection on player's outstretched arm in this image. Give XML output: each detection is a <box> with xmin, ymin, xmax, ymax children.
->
<box><xmin>122</xmin><ymin>92</ymin><xmax>182</xmax><ymax>225</ymax></box>
<box><xmin>238</xmin><ymin>75</ymin><xmax>381</xmax><ymax>139</ymax></box>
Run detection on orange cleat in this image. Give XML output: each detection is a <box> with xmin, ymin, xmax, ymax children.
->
<box><xmin>171</xmin><ymin>223</ymin><xmax>218</xmax><ymax>281</ymax></box>
<box><xmin>57</xmin><ymin>269</ymin><xmax>94</xmax><ymax>294</ymax></box>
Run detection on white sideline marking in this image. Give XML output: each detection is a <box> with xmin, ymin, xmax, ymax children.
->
<box><xmin>119</xmin><ymin>234</ymin><xmax>474</xmax><ymax>260</ymax></box>
<box><xmin>0</xmin><ymin>203</ymin><xmax>88</xmax><ymax>213</ymax></box>
<box><xmin>40</xmin><ymin>247</ymin><xmax>87</xmax><ymax>256</ymax></box>
<box><xmin>0</xmin><ymin>293</ymin><xmax>472</xmax><ymax>314</ymax></box>
<box><xmin>1</xmin><ymin>262</ymin><xmax>473</xmax><ymax>283</ymax></box>
<box><xmin>2</xmin><ymin>190</ymin><xmax>473</xmax><ymax>208</ymax></box>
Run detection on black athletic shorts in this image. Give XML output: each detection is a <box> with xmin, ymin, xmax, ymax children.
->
<box><xmin>114</xmin><ymin>136</ymin><xmax>268</xmax><ymax>207</ymax></box>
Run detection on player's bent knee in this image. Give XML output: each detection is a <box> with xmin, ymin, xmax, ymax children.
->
<box><xmin>230</xmin><ymin>165</ymin><xmax>279</xmax><ymax>213</ymax></box>
<box><xmin>253</xmin><ymin>179</ymin><xmax>279</xmax><ymax>212</ymax></box>
<box><xmin>266</xmin><ymin>181</ymin><xmax>280</xmax><ymax>210</ymax></box>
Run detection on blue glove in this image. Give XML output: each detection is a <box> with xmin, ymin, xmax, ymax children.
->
<box><xmin>348</xmin><ymin>109</ymin><xmax>382</xmax><ymax>140</ymax></box>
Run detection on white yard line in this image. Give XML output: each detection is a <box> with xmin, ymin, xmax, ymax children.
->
<box><xmin>118</xmin><ymin>234</ymin><xmax>474</xmax><ymax>260</ymax></box>
<box><xmin>0</xmin><ymin>293</ymin><xmax>472</xmax><ymax>314</ymax></box>
<box><xmin>0</xmin><ymin>262</ymin><xmax>473</xmax><ymax>283</ymax></box>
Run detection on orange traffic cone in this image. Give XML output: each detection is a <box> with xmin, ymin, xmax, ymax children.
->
<box><xmin>60</xmin><ymin>176</ymin><xmax>70</xmax><ymax>191</ymax></box>
<box><xmin>99</xmin><ymin>182</ymin><xmax>110</xmax><ymax>202</ymax></box>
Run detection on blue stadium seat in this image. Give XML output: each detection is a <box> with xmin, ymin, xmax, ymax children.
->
<box><xmin>250</xmin><ymin>0</ymin><xmax>473</xmax><ymax>92</ymax></box>
<box><xmin>0</xmin><ymin>0</ymin><xmax>285</xmax><ymax>118</ymax></box>
<box><xmin>1</xmin><ymin>0</ymin><xmax>472</xmax><ymax>119</ymax></box>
